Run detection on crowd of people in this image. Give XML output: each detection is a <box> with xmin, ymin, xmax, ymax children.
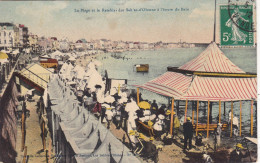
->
<box><xmin>56</xmin><ymin>59</ymin><xmax>255</xmax><ymax>162</ymax></box>
<box><xmin>57</xmin><ymin>59</ymin><xmax>183</xmax><ymax>154</ymax></box>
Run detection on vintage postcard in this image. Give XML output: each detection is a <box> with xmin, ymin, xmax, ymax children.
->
<box><xmin>0</xmin><ymin>0</ymin><xmax>257</xmax><ymax>163</ymax></box>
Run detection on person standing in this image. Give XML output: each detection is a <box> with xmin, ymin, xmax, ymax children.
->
<box><xmin>151</xmin><ymin>100</ymin><xmax>158</xmax><ymax>114</ymax></box>
<box><xmin>183</xmin><ymin>117</ymin><xmax>193</xmax><ymax>151</ymax></box>
<box><xmin>173</xmin><ymin>113</ymin><xmax>180</xmax><ymax>139</ymax></box>
<box><xmin>229</xmin><ymin>143</ymin><xmax>249</xmax><ymax>162</ymax></box>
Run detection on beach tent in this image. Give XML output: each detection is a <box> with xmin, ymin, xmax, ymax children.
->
<box><xmin>39</xmin><ymin>54</ymin><xmax>51</xmax><ymax>59</ymax></box>
<box><xmin>72</xmin><ymin>65</ymin><xmax>85</xmax><ymax>80</ymax></box>
<box><xmin>47</xmin><ymin>75</ymin><xmax>140</xmax><ymax>163</ymax></box>
<box><xmin>0</xmin><ymin>50</ymin><xmax>7</xmax><ymax>53</ymax></box>
<box><xmin>68</xmin><ymin>56</ymin><xmax>76</xmax><ymax>61</ymax></box>
<box><xmin>50</xmin><ymin>50</ymin><xmax>63</xmax><ymax>59</ymax></box>
<box><xmin>136</xmin><ymin>42</ymin><xmax>257</xmax><ymax>137</ymax></box>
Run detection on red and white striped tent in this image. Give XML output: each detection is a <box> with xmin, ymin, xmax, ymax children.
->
<box><xmin>137</xmin><ymin>42</ymin><xmax>257</xmax><ymax>101</ymax></box>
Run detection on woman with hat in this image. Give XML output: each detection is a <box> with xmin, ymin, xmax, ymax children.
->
<box><xmin>153</xmin><ymin>114</ymin><xmax>165</xmax><ymax>140</ymax></box>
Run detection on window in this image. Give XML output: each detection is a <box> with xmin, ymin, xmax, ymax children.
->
<box><xmin>4</xmin><ymin>40</ymin><xmax>6</xmax><ymax>44</ymax></box>
<box><xmin>4</xmin><ymin>32</ymin><xmax>6</xmax><ymax>37</ymax></box>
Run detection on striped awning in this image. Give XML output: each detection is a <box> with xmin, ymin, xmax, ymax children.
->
<box><xmin>137</xmin><ymin>42</ymin><xmax>256</xmax><ymax>101</ymax></box>
<box><xmin>179</xmin><ymin>42</ymin><xmax>245</xmax><ymax>73</ymax></box>
<box><xmin>137</xmin><ymin>72</ymin><xmax>193</xmax><ymax>98</ymax></box>
<box><xmin>180</xmin><ymin>76</ymin><xmax>257</xmax><ymax>101</ymax></box>
<box><xmin>137</xmin><ymin>73</ymin><xmax>256</xmax><ymax>101</ymax></box>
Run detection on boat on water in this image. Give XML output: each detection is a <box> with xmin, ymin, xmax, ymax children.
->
<box><xmin>135</xmin><ymin>64</ymin><xmax>149</xmax><ymax>72</ymax></box>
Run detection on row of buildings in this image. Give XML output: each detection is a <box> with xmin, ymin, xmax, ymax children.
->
<box><xmin>0</xmin><ymin>23</ymin><xmax>29</xmax><ymax>49</ymax></box>
<box><xmin>74</xmin><ymin>39</ymin><xmax>195</xmax><ymax>52</ymax></box>
<box><xmin>0</xmin><ymin>22</ymin><xmax>196</xmax><ymax>53</ymax></box>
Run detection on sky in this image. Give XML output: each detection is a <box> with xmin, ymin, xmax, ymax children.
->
<box><xmin>0</xmin><ymin>0</ymin><xmax>256</xmax><ymax>43</ymax></box>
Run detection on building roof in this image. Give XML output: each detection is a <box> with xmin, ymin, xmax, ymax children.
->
<box><xmin>40</xmin><ymin>59</ymin><xmax>58</xmax><ymax>63</ymax></box>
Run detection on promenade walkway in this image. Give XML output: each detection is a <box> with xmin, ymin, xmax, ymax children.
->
<box><xmin>16</xmin><ymin>96</ymin><xmax>53</xmax><ymax>163</ymax></box>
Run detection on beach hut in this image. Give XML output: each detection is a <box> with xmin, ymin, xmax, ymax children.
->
<box><xmin>40</xmin><ymin>59</ymin><xmax>58</xmax><ymax>69</ymax></box>
<box><xmin>16</xmin><ymin>63</ymin><xmax>53</xmax><ymax>95</ymax></box>
<box><xmin>136</xmin><ymin>42</ymin><xmax>257</xmax><ymax>137</ymax></box>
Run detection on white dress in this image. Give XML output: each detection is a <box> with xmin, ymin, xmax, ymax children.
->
<box><xmin>127</xmin><ymin>112</ymin><xmax>138</xmax><ymax>145</ymax></box>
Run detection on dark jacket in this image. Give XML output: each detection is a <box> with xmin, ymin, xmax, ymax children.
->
<box><xmin>229</xmin><ymin>150</ymin><xmax>249</xmax><ymax>163</ymax></box>
<box><xmin>183</xmin><ymin>121</ymin><xmax>193</xmax><ymax>138</ymax></box>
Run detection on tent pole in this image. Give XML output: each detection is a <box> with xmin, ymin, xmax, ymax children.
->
<box><xmin>184</xmin><ymin>99</ymin><xmax>188</xmax><ymax>123</ymax></box>
<box><xmin>251</xmin><ymin>100</ymin><xmax>253</xmax><ymax>136</ymax></box>
<box><xmin>207</xmin><ymin>100</ymin><xmax>210</xmax><ymax>138</ymax></box>
<box><xmin>170</xmin><ymin>98</ymin><xmax>175</xmax><ymax>136</ymax></box>
<box><xmin>192</xmin><ymin>102</ymin><xmax>195</xmax><ymax>124</ymax></box>
<box><xmin>219</xmin><ymin>100</ymin><xmax>221</xmax><ymax>123</ymax></box>
<box><xmin>230</xmin><ymin>101</ymin><xmax>233</xmax><ymax>138</ymax></box>
<box><xmin>137</xmin><ymin>88</ymin><xmax>139</xmax><ymax>105</ymax></box>
<box><xmin>196</xmin><ymin>100</ymin><xmax>199</xmax><ymax>136</ymax></box>
<box><xmin>240</xmin><ymin>101</ymin><xmax>242</xmax><ymax>136</ymax></box>
<box><xmin>210</xmin><ymin>102</ymin><xmax>212</xmax><ymax>124</ymax></box>
<box><xmin>224</xmin><ymin>102</ymin><xmax>226</xmax><ymax>116</ymax></box>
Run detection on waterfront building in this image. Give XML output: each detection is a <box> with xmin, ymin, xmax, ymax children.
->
<box><xmin>0</xmin><ymin>23</ymin><xmax>18</xmax><ymax>48</ymax></box>
<box><xmin>75</xmin><ymin>39</ymin><xmax>87</xmax><ymax>50</ymax></box>
<box><xmin>18</xmin><ymin>24</ymin><xmax>29</xmax><ymax>47</ymax></box>
<box><xmin>128</xmin><ymin>42</ymin><xmax>134</xmax><ymax>49</ymax></box>
<box><xmin>133</xmin><ymin>42</ymin><xmax>140</xmax><ymax>49</ymax></box>
<box><xmin>28</xmin><ymin>34</ymin><xmax>38</xmax><ymax>51</ymax></box>
<box><xmin>50</xmin><ymin>37</ymin><xmax>59</xmax><ymax>51</ymax></box>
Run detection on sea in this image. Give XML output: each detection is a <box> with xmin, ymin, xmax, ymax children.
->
<box><xmin>96</xmin><ymin>47</ymin><xmax>257</xmax><ymax>137</ymax></box>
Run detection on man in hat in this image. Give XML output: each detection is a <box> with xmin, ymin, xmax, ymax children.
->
<box><xmin>183</xmin><ymin>117</ymin><xmax>193</xmax><ymax>151</ymax></box>
<box><xmin>229</xmin><ymin>143</ymin><xmax>249</xmax><ymax>162</ymax></box>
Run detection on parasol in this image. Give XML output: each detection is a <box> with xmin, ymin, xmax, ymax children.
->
<box><xmin>138</xmin><ymin>101</ymin><xmax>151</xmax><ymax>109</ymax></box>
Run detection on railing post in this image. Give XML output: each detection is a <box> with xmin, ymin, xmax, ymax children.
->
<box><xmin>22</xmin><ymin>146</ymin><xmax>27</xmax><ymax>163</ymax></box>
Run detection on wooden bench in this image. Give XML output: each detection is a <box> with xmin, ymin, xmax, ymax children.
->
<box><xmin>136</xmin><ymin>120</ymin><xmax>154</xmax><ymax>137</ymax></box>
<box><xmin>192</xmin><ymin>123</ymin><xmax>228</xmax><ymax>132</ymax></box>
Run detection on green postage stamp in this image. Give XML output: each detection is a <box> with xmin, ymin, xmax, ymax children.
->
<box><xmin>220</xmin><ymin>5</ymin><xmax>254</xmax><ymax>46</ymax></box>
